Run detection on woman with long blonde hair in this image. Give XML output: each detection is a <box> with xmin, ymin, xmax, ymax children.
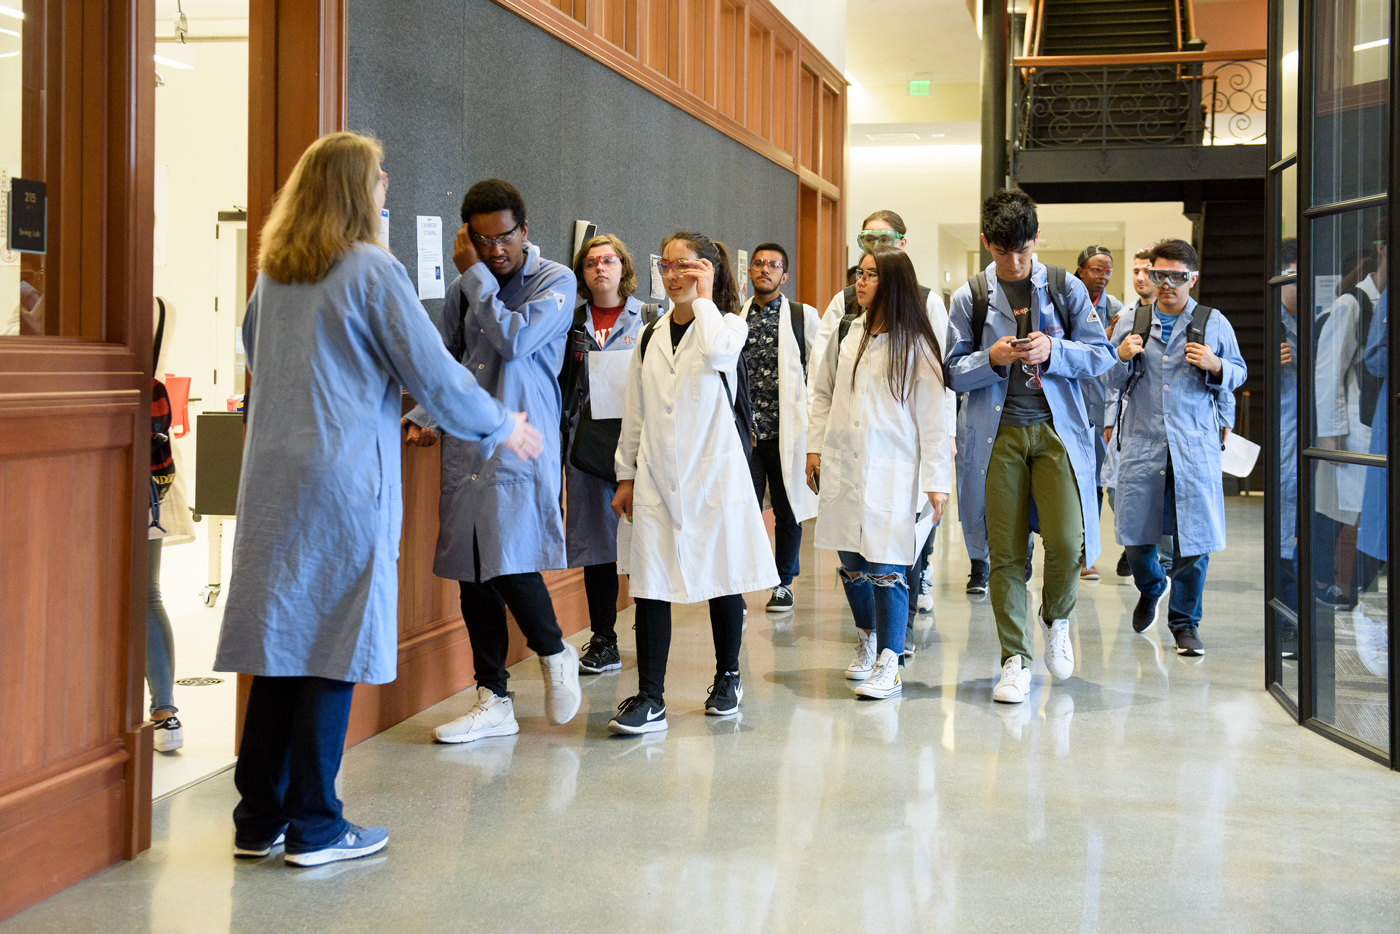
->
<box><xmin>215</xmin><ymin>131</ymin><xmax>542</xmax><ymax>868</ymax></box>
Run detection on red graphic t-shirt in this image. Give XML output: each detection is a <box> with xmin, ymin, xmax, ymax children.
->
<box><xmin>590</xmin><ymin>303</ymin><xmax>625</xmax><ymax>346</ymax></box>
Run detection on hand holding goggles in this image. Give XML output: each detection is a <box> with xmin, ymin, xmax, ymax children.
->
<box><xmin>1147</xmin><ymin>268</ymin><xmax>1198</xmax><ymax>289</ymax></box>
<box><xmin>856</xmin><ymin>229</ymin><xmax>905</xmax><ymax>251</ymax></box>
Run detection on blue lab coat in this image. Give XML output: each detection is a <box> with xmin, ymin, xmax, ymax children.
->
<box><xmin>216</xmin><ymin>244</ymin><xmax>513</xmax><ymax>684</ymax></box>
<box><xmin>1280</xmin><ymin>306</ymin><xmax>1299</xmax><ymax>552</ymax></box>
<box><xmin>1359</xmin><ymin>290</ymin><xmax>1388</xmax><ymax>561</ymax></box>
<box><xmin>1105</xmin><ymin>298</ymin><xmax>1248</xmax><ymax>555</ymax></box>
<box><xmin>945</xmin><ymin>262</ymin><xmax>1117</xmax><ymax>566</ymax></box>
<box><xmin>407</xmin><ymin>243</ymin><xmax>576</xmax><ymax>581</ymax></box>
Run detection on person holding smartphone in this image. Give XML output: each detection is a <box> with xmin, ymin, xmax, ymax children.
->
<box><xmin>609</xmin><ymin>232</ymin><xmax>779</xmax><ymax>734</ymax></box>
<box><xmin>564</xmin><ymin>235</ymin><xmax>648</xmax><ymax>675</ymax></box>
<box><xmin>807</xmin><ymin>247</ymin><xmax>952</xmax><ymax>701</ymax></box>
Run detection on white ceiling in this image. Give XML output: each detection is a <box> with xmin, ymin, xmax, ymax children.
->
<box><xmin>155</xmin><ymin>0</ymin><xmax>249</xmax><ymax>20</ymax></box>
<box><xmin>845</xmin><ymin>0</ymin><xmax>982</xmax><ymax>87</ymax></box>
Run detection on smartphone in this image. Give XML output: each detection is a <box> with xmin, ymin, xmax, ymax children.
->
<box><xmin>1009</xmin><ymin>337</ymin><xmax>1032</xmax><ymax>348</ymax></box>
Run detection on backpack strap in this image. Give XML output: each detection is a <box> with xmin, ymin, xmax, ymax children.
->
<box><xmin>1043</xmin><ymin>265</ymin><xmax>1071</xmax><ymax>338</ymax></box>
<box><xmin>153</xmin><ymin>297</ymin><xmax>167</xmax><ymax>379</ymax></box>
<box><xmin>1185</xmin><ymin>304</ymin><xmax>1213</xmax><ymax>346</ymax></box>
<box><xmin>638</xmin><ymin>317</ymin><xmax>659</xmax><ymax>363</ymax></box>
<box><xmin>790</xmin><ymin>300</ymin><xmax>808</xmax><ymax>376</ymax></box>
<box><xmin>837</xmin><ymin>312</ymin><xmax>858</xmax><ymax>348</ymax></box>
<box><xmin>1131</xmin><ymin>301</ymin><xmax>1153</xmax><ymax>340</ymax></box>
<box><xmin>970</xmin><ymin>272</ymin><xmax>989</xmax><ymax>352</ymax></box>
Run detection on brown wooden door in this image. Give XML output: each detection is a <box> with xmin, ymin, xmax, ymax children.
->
<box><xmin>0</xmin><ymin>1</ymin><xmax>156</xmax><ymax>920</ymax></box>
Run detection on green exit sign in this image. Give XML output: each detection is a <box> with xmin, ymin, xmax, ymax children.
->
<box><xmin>908</xmin><ymin>80</ymin><xmax>930</xmax><ymax>97</ymax></box>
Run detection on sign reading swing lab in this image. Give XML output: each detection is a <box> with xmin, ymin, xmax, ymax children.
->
<box><xmin>7</xmin><ymin>178</ymin><xmax>46</xmax><ymax>254</ymax></box>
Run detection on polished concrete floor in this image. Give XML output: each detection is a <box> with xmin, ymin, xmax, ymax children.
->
<box><xmin>9</xmin><ymin>497</ymin><xmax>1400</xmax><ymax>933</ymax></box>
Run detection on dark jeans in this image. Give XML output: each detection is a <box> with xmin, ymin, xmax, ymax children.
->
<box><xmin>750</xmin><ymin>437</ymin><xmax>801</xmax><ymax>586</ymax></box>
<box><xmin>633</xmin><ymin>594</ymin><xmax>744</xmax><ymax>703</ymax></box>
<box><xmin>906</xmin><ymin>524</ymin><xmax>936</xmax><ymax>624</ymax></box>
<box><xmin>1124</xmin><ymin>456</ymin><xmax>1209</xmax><ymax>629</ymax></box>
<box><xmin>584</xmin><ymin>562</ymin><xmax>619</xmax><ymax>642</ymax></box>
<box><xmin>460</xmin><ymin>574</ymin><xmax>564</xmax><ymax>697</ymax></box>
<box><xmin>233</xmin><ymin>675</ymin><xmax>354</xmax><ymax>849</ymax></box>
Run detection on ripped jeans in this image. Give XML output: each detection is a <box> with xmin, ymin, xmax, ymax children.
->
<box><xmin>838</xmin><ymin>552</ymin><xmax>909</xmax><ymax>657</ymax></box>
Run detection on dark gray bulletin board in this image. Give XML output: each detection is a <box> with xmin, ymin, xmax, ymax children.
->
<box><xmin>348</xmin><ymin>0</ymin><xmax>800</xmax><ymax>323</ymax></box>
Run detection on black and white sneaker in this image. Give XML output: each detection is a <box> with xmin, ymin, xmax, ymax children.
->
<box><xmin>1115</xmin><ymin>551</ymin><xmax>1131</xmax><ymax>577</ymax></box>
<box><xmin>1172</xmin><ymin>625</ymin><xmax>1205</xmax><ymax>657</ymax></box>
<box><xmin>704</xmin><ymin>672</ymin><xmax>743</xmax><ymax>716</ymax></box>
<box><xmin>1133</xmin><ymin>590</ymin><xmax>1164</xmax><ymax>633</ymax></box>
<box><xmin>766</xmin><ymin>585</ymin><xmax>794</xmax><ymax>613</ymax></box>
<box><xmin>578</xmin><ymin>636</ymin><xmax>621</xmax><ymax>674</ymax></box>
<box><xmin>608</xmin><ymin>694</ymin><xmax>668</xmax><ymax>735</ymax></box>
<box><xmin>966</xmin><ymin>572</ymin><xmax>988</xmax><ymax>595</ymax></box>
<box><xmin>233</xmin><ymin>828</ymin><xmax>287</xmax><ymax>859</ymax></box>
<box><xmin>153</xmin><ymin>716</ymin><xmax>184</xmax><ymax>753</ymax></box>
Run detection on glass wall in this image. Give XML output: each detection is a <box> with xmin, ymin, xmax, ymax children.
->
<box><xmin>1267</xmin><ymin>0</ymin><xmax>1397</xmax><ymax>767</ymax></box>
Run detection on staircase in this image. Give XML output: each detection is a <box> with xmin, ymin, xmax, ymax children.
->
<box><xmin>1195</xmin><ymin>199</ymin><xmax>1267</xmax><ymax>485</ymax></box>
<box><xmin>1023</xmin><ymin>0</ymin><xmax>1200</xmax><ymax>149</ymax></box>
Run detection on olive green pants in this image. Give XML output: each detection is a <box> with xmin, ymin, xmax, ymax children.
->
<box><xmin>985</xmin><ymin>421</ymin><xmax>1084</xmax><ymax>664</ymax></box>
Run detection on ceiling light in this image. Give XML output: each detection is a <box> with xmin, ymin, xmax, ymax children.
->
<box><xmin>0</xmin><ymin>50</ymin><xmax>16</xmax><ymax>58</ymax></box>
<box><xmin>1354</xmin><ymin>38</ymin><xmax>1389</xmax><ymax>52</ymax></box>
<box><xmin>0</xmin><ymin>4</ymin><xmax>21</xmax><ymax>19</ymax></box>
<box><xmin>866</xmin><ymin>132</ymin><xmax>921</xmax><ymax>141</ymax></box>
<box><xmin>153</xmin><ymin>54</ymin><xmax>194</xmax><ymax>69</ymax></box>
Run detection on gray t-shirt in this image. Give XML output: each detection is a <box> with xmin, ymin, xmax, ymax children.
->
<box><xmin>998</xmin><ymin>276</ymin><xmax>1053</xmax><ymax>427</ymax></box>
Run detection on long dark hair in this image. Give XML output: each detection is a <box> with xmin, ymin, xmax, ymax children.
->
<box><xmin>661</xmin><ymin>231</ymin><xmax>742</xmax><ymax>315</ymax></box>
<box><xmin>851</xmin><ymin>247</ymin><xmax>944</xmax><ymax>403</ymax></box>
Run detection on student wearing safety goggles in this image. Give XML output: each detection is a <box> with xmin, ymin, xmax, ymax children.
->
<box><xmin>1105</xmin><ymin>239</ymin><xmax>1247</xmax><ymax>658</ymax></box>
<box><xmin>809</xmin><ymin>209</ymin><xmax>955</xmax><ymax>645</ymax></box>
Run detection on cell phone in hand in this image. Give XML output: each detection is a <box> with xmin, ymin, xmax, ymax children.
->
<box><xmin>1009</xmin><ymin>337</ymin><xmax>1032</xmax><ymax>348</ymax></box>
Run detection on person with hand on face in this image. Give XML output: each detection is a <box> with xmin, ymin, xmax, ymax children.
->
<box><xmin>402</xmin><ymin>179</ymin><xmax>583</xmax><ymax>744</ymax></box>
<box><xmin>563</xmin><ymin>235</ymin><xmax>649</xmax><ymax>675</ymax></box>
<box><xmin>945</xmin><ymin>189</ymin><xmax>1116</xmax><ymax>706</ymax></box>
<box><xmin>1073</xmin><ymin>246</ymin><xmax>1122</xmax><ymax>582</ymax></box>
<box><xmin>807</xmin><ymin>247</ymin><xmax>952</xmax><ymax>702</ymax></box>
<box><xmin>217</xmin><ymin>133</ymin><xmax>542</xmax><ymax>867</ymax></box>
<box><xmin>608</xmin><ymin>232</ymin><xmax>779</xmax><ymax>734</ymax></box>
<box><xmin>740</xmin><ymin>243</ymin><xmax>821</xmax><ymax>613</ymax></box>
<box><xmin>1107</xmin><ymin>239</ymin><xmax>1247</xmax><ymax>658</ymax></box>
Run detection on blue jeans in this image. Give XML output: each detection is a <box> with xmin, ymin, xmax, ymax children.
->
<box><xmin>838</xmin><ymin>552</ymin><xmax>908</xmax><ymax>656</ymax></box>
<box><xmin>1123</xmin><ymin>457</ymin><xmax>1208</xmax><ymax>629</ymax></box>
<box><xmin>146</xmin><ymin>539</ymin><xmax>177</xmax><ymax>715</ymax></box>
<box><xmin>234</xmin><ymin>675</ymin><xmax>354</xmax><ymax>849</ymax></box>
<box><xmin>750</xmin><ymin>438</ymin><xmax>801</xmax><ymax>586</ymax></box>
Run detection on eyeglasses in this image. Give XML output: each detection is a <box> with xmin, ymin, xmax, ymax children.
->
<box><xmin>750</xmin><ymin>259</ymin><xmax>785</xmax><ymax>271</ymax></box>
<box><xmin>1146</xmin><ymin>268</ymin><xmax>1198</xmax><ymax>288</ymax></box>
<box><xmin>855</xmin><ymin>269</ymin><xmax>879</xmax><ymax>282</ymax></box>
<box><xmin>584</xmin><ymin>255</ymin><xmax>621</xmax><ymax>270</ymax></box>
<box><xmin>469</xmin><ymin>224</ymin><xmax>522</xmax><ymax>248</ymax></box>
<box><xmin>376</xmin><ymin>171</ymin><xmax>389</xmax><ymax>192</ymax></box>
<box><xmin>1021</xmin><ymin>362</ymin><xmax>1043</xmax><ymax>391</ymax></box>
<box><xmin>656</xmin><ymin>259</ymin><xmax>698</xmax><ymax>275</ymax></box>
<box><xmin>1084</xmin><ymin>265</ymin><xmax>1113</xmax><ymax>277</ymax></box>
<box><xmin>856</xmin><ymin>230</ymin><xmax>904</xmax><ymax>250</ymax></box>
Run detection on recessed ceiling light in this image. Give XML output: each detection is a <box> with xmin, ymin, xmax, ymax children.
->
<box><xmin>866</xmin><ymin>132</ymin><xmax>921</xmax><ymax>141</ymax></box>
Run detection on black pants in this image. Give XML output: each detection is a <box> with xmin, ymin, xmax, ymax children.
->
<box><xmin>634</xmin><ymin>594</ymin><xmax>744</xmax><ymax>703</ymax></box>
<box><xmin>584</xmin><ymin>562</ymin><xmax>619</xmax><ymax>642</ymax></box>
<box><xmin>906</xmin><ymin>524</ymin><xmax>937</xmax><ymax>624</ymax></box>
<box><xmin>749</xmin><ymin>437</ymin><xmax>801</xmax><ymax>586</ymax></box>
<box><xmin>233</xmin><ymin>675</ymin><xmax>354</xmax><ymax>849</ymax></box>
<box><xmin>460</xmin><ymin>574</ymin><xmax>564</xmax><ymax>697</ymax></box>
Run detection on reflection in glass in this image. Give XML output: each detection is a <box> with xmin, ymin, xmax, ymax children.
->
<box><xmin>1280</xmin><ymin>0</ymin><xmax>1299</xmax><ymax>158</ymax></box>
<box><xmin>1</xmin><ymin>15</ymin><xmax>28</xmax><ymax>335</ymax></box>
<box><xmin>1276</xmin><ymin>244</ymin><xmax>1301</xmax><ymax>624</ymax></box>
<box><xmin>1312</xmin><ymin>0</ymin><xmax>1390</xmax><ymax>204</ymax></box>
<box><xmin>1311</xmin><ymin>460</ymin><xmax>1389</xmax><ymax>754</ymax></box>
<box><xmin>1310</xmin><ymin>207</ymin><xmax>1388</xmax><ymax>449</ymax></box>
<box><xmin>1277</xmin><ymin>164</ymin><xmax>1298</xmax><ymax>274</ymax></box>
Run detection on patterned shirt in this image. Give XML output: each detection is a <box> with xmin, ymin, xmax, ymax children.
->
<box><xmin>742</xmin><ymin>294</ymin><xmax>784</xmax><ymax>441</ymax></box>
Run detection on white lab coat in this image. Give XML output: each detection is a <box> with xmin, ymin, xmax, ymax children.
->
<box><xmin>1314</xmin><ymin>274</ymin><xmax>1381</xmax><ymax>522</ymax></box>
<box><xmin>615</xmin><ymin>299</ymin><xmax>779</xmax><ymax>603</ymax></box>
<box><xmin>742</xmin><ymin>294</ymin><xmax>821</xmax><ymax>522</ymax></box>
<box><xmin>807</xmin><ymin>316</ymin><xmax>953</xmax><ymax>566</ymax></box>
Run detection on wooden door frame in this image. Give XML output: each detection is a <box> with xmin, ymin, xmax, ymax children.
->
<box><xmin>0</xmin><ymin>0</ymin><xmax>156</xmax><ymax>921</ymax></box>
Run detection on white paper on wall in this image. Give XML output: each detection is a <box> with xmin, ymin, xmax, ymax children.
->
<box><xmin>1315</xmin><ymin>274</ymin><xmax>1341</xmax><ymax>310</ymax></box>
<box><xmin>587</xmin><ymin>350</ymin><xmax>632</xmax><ymax>419</ymax></box>
<box><xmin>650</xmin><ymin>254</ymin><xmax>664</xmax><ymax>300</ymax></box>
<box><xmin>737</xmin><ymin>249</ymin><xmax>749</xmax><ymax>301</ymax></box>
<box><xmin>416</xmin><ymin>215</ymin><xmax>445</xmax><ymax>300</ymax></box>
<box><xmin>378</xmin><ymin>208</ymin><xmax>390</xmax><ymax>250</ymax></box>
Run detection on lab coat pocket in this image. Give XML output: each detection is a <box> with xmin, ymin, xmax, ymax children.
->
<box><xmin>702</xmin><ymin>451</ymin><xmax>752</xmax><ymax>507</ymax></box>
<box><xmin>633</xmin><ymin>466</ymin><xmax>663</xmax><ymax>507</ymax></box>
<box><xmin>865</xmin><ymin>457</ymin><xmax>917</xmax><ymax>512</ymax></box>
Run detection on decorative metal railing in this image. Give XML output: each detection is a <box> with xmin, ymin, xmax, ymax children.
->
<box><xmin>1012</xmin><ymin>50</ymin><xmax>1268</xmax><ymax>151</ymax></box>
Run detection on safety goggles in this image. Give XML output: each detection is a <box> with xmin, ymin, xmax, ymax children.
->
<box><xmin>854</xmin><ymin>269</ymin><xmax>879</xmax><ymax>283</ymax></box>
<box><xmin>656</xmin><ymin>259</ymin><xmax>699</xmax><ymax>275</ymax></box>
<box><xmin>749</xmin><ymin>258</ymin><xmax>785</xmax><ymax>271</ymax></box>
<box><xmin>1147</xmin><ymin>268</ymin><xmax>1198</xmax><ymax>288</ymax></box>
<box><xmin>856</xmin><ymin>229</ymin><xmax>904</xmax><ymax>251</ymax></box>
<box><xmin>1083</xmin><ymin>264</ymin><xmax>1113</xmax><ymax>277</ymax></box>
<box><xmin>469</xmin><ymin>224</ymin><xmax>522</xmax><ymax>248</ymax></box>
<box><xmin>583</xmin><ymin>255</ymin><xmax>621</xmax><ymax>270</ymax></box>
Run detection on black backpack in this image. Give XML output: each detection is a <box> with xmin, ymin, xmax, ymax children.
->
<box><xmin>638</xmin><ymin>306</ymin><xmax>755</xmax><ymax>459</ymax></box>
<box><xmin>1116</xmin><ymin>301</ymin><xmax>1217</xmax><ymax>451</ymax></box>
<box><xmin>836</xmin><ymin>282</ymin><xmax>934</xmax><ymax>350</ymax></box>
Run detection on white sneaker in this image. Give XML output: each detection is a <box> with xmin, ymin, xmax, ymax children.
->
<box><xmin>1353</xmin><ymin>606</ymin><xmax>1389</xmax><ymax>678</ymax></box>
<box><xmin>992</xmin><ymin>655</ymin><xmax>1031</xmax><ymax>703</ymax></box>
<box><xmin>1046</xmin><ymin>693</ymin><xmax>1075</xmax><ymax>757</ymax></box>
<box><xmin>539</xmin><ymin>643</ymin><xmax>582</xmax><ymax>725</ymax></box>
<box><xmin>434</xmin><ymin>687</ymin><xmax>520</xmax><ymax>744</ymax></box>
<box><xmin>854</xmin><ymin>648</ymin><xmax>903</xmax><ymax>699</ymax></box>
<box><xmin>152</xmin><ymin>715</ymin><xmax>184</xmax><ymax>753</ymax></box>
<box><xmin>844</xmin><ymin>628</ymin><xmax>878</xmax><ymax>681</ymax></box>
<box><xmin>1042</xmin><ymin>615</ymin><xmax>1074</xmax><ymax>680</ymax></box>
<box><xmin>917</xmin><ymin>566</ymin><xmax>934</xmax><ymax>613</ymax></box>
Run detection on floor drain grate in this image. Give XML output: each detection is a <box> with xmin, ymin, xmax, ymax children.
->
<box><xmin>174</xmin><ymin>677</ymin><xmax>225</xmax><ymax>687</ymax></box>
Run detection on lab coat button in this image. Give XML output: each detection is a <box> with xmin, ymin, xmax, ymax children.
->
<box><xmin>995</xmin><ymin>405</ymin><xmax>1001</xmax><ymax>411</ymax></box>
<box><xmin>478</xmin><ymin>363</ymin><xmax>485</xmax><ymax>370</ymax></box>
<box><xmin>471</xmin><ymin>473</ymin><xmax>478</xmax><ymax>480</ymax></box>
<box><xmin>1160</xmin><ymin>470</ymin><xmax>1166</xmax><ymax>475</ymax></box>
<box><xmin>987</xmin><ymin>437</ymin><xmax>993</xmax><ymax>443</ymax></box>
<box><xmin>666</xmin><ymin>407</ymin><xmax>672</xmax><ymax>414</ymax></box>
